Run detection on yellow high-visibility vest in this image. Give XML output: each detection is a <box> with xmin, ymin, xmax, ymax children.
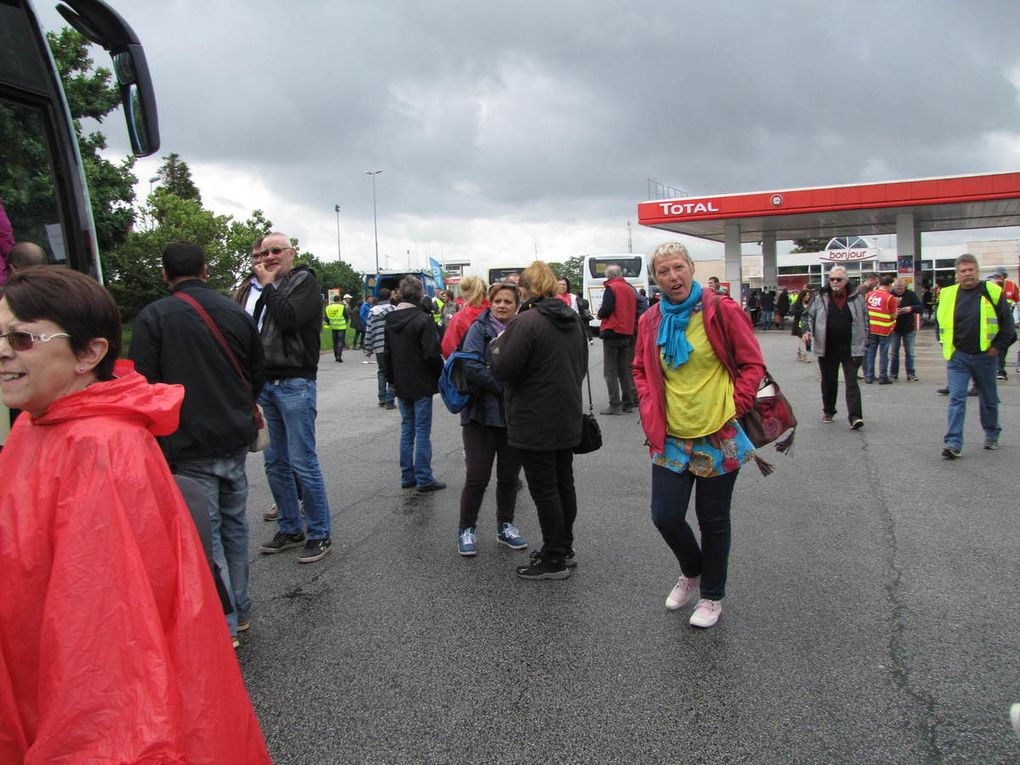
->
<box><xmin>324</xmin><ymin>303</ymin><xmax>348</xmax><ymax>331</ymax></box>
<box><xmin>936</xmin><ymin>282</ymin><xmax>1001</xmax><ymax>360</ymax></box>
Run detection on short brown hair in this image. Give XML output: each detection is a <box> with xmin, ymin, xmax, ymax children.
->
<box><xmin>519</xmin><ymin>261</ymin><xmax>558</xmax><ymax>299</ymax></box>
<box><xmin>488</xmin><ymin>282</ymin><xmax>520</xmax><ymax>305</ymax></box>
<box><xmin>3</xmin><ymin>268</ymin><xmax>121</xmax><ymax>380</ymax></box>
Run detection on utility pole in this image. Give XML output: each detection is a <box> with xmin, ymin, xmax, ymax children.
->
<box><xmin>334</xmin><ymin>204</ymin><xmax>341</xmax><ymax>260</ymax></box>
<box><xmin>365</xmin><ymin>170</ymin><xmax>382</xmax><ymax>274</ymax></box>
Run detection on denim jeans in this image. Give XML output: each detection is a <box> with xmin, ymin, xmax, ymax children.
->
<box><xmin>398</xmin><ymin>395</ymin><xmax>436</xmax><ymax>486</ymax></box>
<box><xmin>944</xmin><ymin>350</ymin><xmax>1000</xmax><ymax>450</ymax></box>
<box><xmin>650</xmin><ymin>465</ymin><xmax>738</xmax><ymax>601</ymax></box>
<box><xmin>459</xmin><ymin>422</ymin><xmax>521</xmax><ymax>529</ymax></box>
<box><xmin>259</xmin><ymin>378</ymin><xmax>332</xmax><ymax>539</ymax></box>
<box><xmin>375</xmin><ymin>351</ymin><xmax>395</xmax><ymax>404</ymax></box>
<box><xmin>602</xmin><ymin>336</ymin><xmax>636</xmax><ymax>408</ymax></box>
<box><xmin>175</xmin><ymin>449</ymin><xmax>251</xmax><ymax>636</ymax></box>
<box><xmin>889</xmin><ymin>331</ymin><xmax>916</xmax><ymax>378</ymax></box>
<box><xmin>518</xmin><ymin>447</ymin><xmax>577</xmax><ymax>561</ymax></box>
<box><xmin>863</xmin><ymin>333</ymin><xmax>892</xmax><ymax>381</ymax></box>
<box><xmin>331</xmin><ymin>330</ymin><xmax>345</xmax><ymax>361</ymax></box>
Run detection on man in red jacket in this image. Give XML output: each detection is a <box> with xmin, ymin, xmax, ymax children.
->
<box><xmin>597</xmin><ymin>265</ymin><xmax>638</xmax><ymax>414</ymax></box>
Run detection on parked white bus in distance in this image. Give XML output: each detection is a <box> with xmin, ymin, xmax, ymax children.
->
<box><xmin>582</xmin><ymin>254</ymin><xmax>649</xmax><ymax>328</ymax></box>
<box><xmin>487</xmin><ymin>265</ymin><xmax>526</xmax><ymax>285</ymax></box>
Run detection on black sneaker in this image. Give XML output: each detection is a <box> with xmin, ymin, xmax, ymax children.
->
<box><xmin>260</xmin><ymin>530</ymin><xmax>306</xmax><ymax>554</ymax></box>
<box><xmin>937</xmin><ymin>387</ymin><xmax>949</xmax><ymax>395</ymax></box>
<box><xmin>298</xmin><ymin>537</ymin><xmax>332</xmax><ymax>564</ymax></box>
<box><xmin>968</xmin><ymin>387</ymin><xmax>978</xmax><ymax>397</ymax></box>
<box><xmin>517</xmin><ymin>553</ymin><xmax>570</xmax><ymax>580</ymax></box>
<box><xmin>533</xmin><ymin>548</ymin><xmax>577</xmax><ymax>568</ymax></box>
<box><xmin>941</xmin><ymin>446</ymin><xmax>961</xmax><ymax>460</ymax></box>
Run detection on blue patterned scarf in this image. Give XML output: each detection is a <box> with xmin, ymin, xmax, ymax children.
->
<box><xmin>657</xmin><ymin>281</ymin><xmax>703</xmax><ymax>369</ymax></box>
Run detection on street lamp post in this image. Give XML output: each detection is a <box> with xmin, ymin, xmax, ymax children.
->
<box><xmin>334</xmin><ymin>204</ymin><xmax>342</xmax><ymax>261</ymax></box>
<box><xmin>365</xmin><ymin>170</ymin><xmax>382</xmax><ymax>275</ymax></box>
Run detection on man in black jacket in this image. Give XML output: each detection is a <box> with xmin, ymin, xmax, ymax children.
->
<box><xmin>252</xmin><ymin>232</ymin><xmax>334</xmax><ymax>563</ymax></box>
<box><xmin>889</xmin><ymin>278</ymin><xmax>922</xmax><ymax>381</ymax></box>
<box><xmin>129</xmin><ymin>242</ymin><xmax>266</xmax><ymax>644</ymax></box>
<box><xmin>385</xmin><ymin>276</ymin><xmax>445</xmax><ymax>492</ymax></box>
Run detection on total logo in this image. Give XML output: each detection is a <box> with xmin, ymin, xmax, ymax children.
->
<box><xmin>658</xmin><ymin>201</ymin><xmax>721</xmax><ymax>216</ymax></box>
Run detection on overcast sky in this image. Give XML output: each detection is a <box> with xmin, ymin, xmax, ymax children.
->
<box><xmin>43</xmin><ymin>0</ymin><xmax>1020</xmax><ymax>274</ymax></box>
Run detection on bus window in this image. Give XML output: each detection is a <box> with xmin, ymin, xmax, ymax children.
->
<box><xmin>582</xmin><ymin>254</ymin><xmax>649</xmax><ymax>328</ymax></box>
<box><xmin>0</xmin><ymin>97</ymin><xmax>71</xmax><ymax>266</ymax></box>
<box><xmin>488</xmin><ymin>266</ymin><xmax>525</xmax><ymax>285</ymax></box>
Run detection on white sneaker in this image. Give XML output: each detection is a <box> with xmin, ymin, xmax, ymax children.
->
<box><xmin>1010</xmin><ymin>702</ymin><xmax>1020</xmax><ymax>740</ymax></box>
<box><xmin>689</xmin><ymin>598</ymin><xmax>722</xmax><ymax>628</ymax></box>
<box><xmin>665</xmin><ymin>575</ymin><xmax>699</xmax><ymax>610</ymax></box>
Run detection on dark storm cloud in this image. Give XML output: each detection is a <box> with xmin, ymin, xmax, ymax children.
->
<box><xmin>48</xmin><ymin>1</ymin><xmax>1020</xmax><ymax>225</ymax></box>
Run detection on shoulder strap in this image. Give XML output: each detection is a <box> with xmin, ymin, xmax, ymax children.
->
<box><xmin>175</xmin><ymin>292</ymin><xmax>251</xmax><ymax>395</ymax></box>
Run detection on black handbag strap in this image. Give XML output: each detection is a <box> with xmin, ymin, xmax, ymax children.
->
<box><xmin>175</xmin><ymin>291</ymin><xmax>254</xmax><ymax>401</ymax></box>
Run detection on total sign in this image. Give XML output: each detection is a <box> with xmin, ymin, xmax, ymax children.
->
<box><xmin>658</xmin><ymin>201</ymin><xmax>721</xmax><ymax>216</ymax></box>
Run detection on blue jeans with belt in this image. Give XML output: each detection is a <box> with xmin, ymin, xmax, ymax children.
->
<box><xmin>259</xmin><ymin>378</ymin><xmax>332</xmax><ymax>539</ymax></box>
<box><xmin>944</xmin><ymin>350</ymin><xmax>1000</xmax><ymax>450</ymax></box>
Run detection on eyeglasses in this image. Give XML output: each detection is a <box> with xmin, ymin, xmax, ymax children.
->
<box><xmin>255</xmin><ymin>246</ymin><xmax>291</xmax><ymax>258</ymax></box>
<box><xmin>0</xmin><ymin>330</ymin><xmax>71</xmax><ymax>351</ymax></box>
<box><xmin>829</xmin><ymin>277</ymin><xmax>846</xmax><ymax>283</ymax></box>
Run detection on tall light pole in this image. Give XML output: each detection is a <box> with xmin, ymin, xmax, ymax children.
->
<box><xmin>365</xmin><ymin>170</ymin><xmax>382</xmax><ymax>275</ymax></box>
<box><xmin>334</xmin><ymin>204</ymin><xmax>342</xmax><ymax>261</ymax></box>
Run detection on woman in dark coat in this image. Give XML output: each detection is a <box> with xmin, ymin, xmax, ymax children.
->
<box><xmin>455</xmin><ymin>282</ymin><xmax>527</xmax><ymax>557</ymax></box>
<box><xmin>490</xmin><ymin>261</ymin><xmax>587</xmax><ymax>580</ymax></box>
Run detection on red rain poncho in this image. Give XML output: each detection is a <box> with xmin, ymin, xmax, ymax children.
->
<box><xmin>0</xmin><ymin>362</ymin><xmax>271</xmax><ymax>763</ymax></box>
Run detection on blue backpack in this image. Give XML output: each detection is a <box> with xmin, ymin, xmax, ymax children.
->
<box><xmin>439</xmin><ymin>350</ymin><xmax>482</xmax><ymax>413</ymax></box>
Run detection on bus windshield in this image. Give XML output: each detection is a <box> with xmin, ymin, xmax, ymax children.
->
<box><xmin>586</xmin><ymin>256</ymin><xmax>644</xmax><ymax>279</ymax></box>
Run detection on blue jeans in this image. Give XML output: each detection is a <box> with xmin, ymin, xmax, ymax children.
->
<box><xmin>650</xmin><ymin>465</ymin><xmax>738</xmax><ymax>601</ymax></box>
<box><xmin>259</xmin><ymin>378</ymin><xmax>332</xmax><ymax>539</ymax></box>
<box><xmin>945</xmin><ymin>350</ymin><xmax>1000</xmax><ymax>450</ymax></box>
<box><xmin>175</xmin><ymin>449</ymin><xmax>251</xmax><ymax>636</ymax></box>
<box><xmin>397</xmin><ymin>396</ymin><xmax>435</xmax><ymax>486</ymax></box>
<box><xmin>376</xmin><ymin>351</ymin><xmax>395</xmax><ymax>404</ymax></box>
<box><xmin>863</xmin><ymin>333</ymin><xmax>892</xmax><ymax>381</ymax></box>
<box><xmin>889</xmin><ymin>331</ymin><xmax>916</xmax><ymax>378</ymax></box>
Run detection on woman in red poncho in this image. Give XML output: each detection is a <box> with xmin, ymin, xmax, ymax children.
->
<box><xmin>0</xmin><ymin>268</ymin><xmax>270</xmax><ymax>764</ymax></box>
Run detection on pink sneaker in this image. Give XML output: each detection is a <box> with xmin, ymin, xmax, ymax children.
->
<box><xmin>689</xmin><ymin>598</ymin><xmax>722</xmax><ymax>628</ymax></box>
<box><xmin>665</xmin><ymin>575</ymin><xmax>700</xmax><ymax>610</ymax></box>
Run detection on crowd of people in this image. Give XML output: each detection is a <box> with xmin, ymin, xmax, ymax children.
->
<box><xmin>1</xmin><ymin>233</ymin><xmax>1018</xmax><ymax>758</ymax></box>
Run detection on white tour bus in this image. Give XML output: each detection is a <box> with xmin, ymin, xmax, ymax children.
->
<box><xmin>582</xmin><ymin>253</ymin><xmax>649</xmax><ymax>328</ymax></box>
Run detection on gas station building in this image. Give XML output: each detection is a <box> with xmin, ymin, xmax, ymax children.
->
<box><xmin>637</xmin><ymin>170</ymin><xmax>1020</xmax><ymax>292</ymax></box>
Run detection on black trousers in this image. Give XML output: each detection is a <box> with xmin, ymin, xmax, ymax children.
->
<box><xmin>458</xmin><ymin>422</ymin><xmax>521</xmax><ymax>529</ymax></box>
<box><xmin>817</xmin><ymin>344</ymin><xmax>862</xmax><ymax>421</ymax></box>
<box><xmin>518</xmin><ymin>448</ymin><xmax>577</xmax><ymax>561</ymax></box>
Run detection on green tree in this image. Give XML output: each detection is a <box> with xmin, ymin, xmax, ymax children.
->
<box><xmin>790</xmin><ymin>238</ymin><xmax>831</xmax><ymax>253</ymax></box>
<box><xmin>155</xmin><ymin>152</ymin><xmax>202</xmax><ymax>204</ymax></box>
<box><xmin>548</xmin><ymin>255</ymin><xmax>584</xmax><ymax>292</ymax></box>
<box><xmin>300</xmin><ymin>252</ymin><xmax>364</xmax><ymax>297</ymax></box>
<box><xmin>47</xmin><ymin>28</ymin><xmax>138</xmax><ymax>253</ymax></box>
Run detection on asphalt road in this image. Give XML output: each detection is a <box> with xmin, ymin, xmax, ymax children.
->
<box><xmin>236</xmin><ymin>325</ymin><xmax>1020</xmax><ymax>764</ymax></box>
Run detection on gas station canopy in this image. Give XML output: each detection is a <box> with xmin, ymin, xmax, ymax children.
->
<box><xmin>637</xmin><ymin>171</ymin><xmax>1020</xmax><ymax>243</ymax></box>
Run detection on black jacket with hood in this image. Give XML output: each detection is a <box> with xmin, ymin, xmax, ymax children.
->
<box><xmin>384</xmin><ymin>302</ymin><xmax>442</xmax><ymax>398</ymax></box>
<box><xmin>490</xmin><ymin>296</ymin><xmax>588</xmax><ymax>451</ymax></box>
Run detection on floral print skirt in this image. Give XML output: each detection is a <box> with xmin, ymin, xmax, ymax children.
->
<box><xmin>652</xmin><ymin>419</ymin><xmax>756</xmax><ymax>478</ymax></box>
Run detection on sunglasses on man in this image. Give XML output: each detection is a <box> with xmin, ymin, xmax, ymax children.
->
<box><xmin>254</xmin><ymin>246</ymin><xmax>291</xmax><ymax>259</ymax></box>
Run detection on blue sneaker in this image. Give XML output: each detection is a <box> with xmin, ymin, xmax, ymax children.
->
<box><xmin>497</xmin><ymin>522</ymin><xmax>528</xmax><ymax>550</ymax></box>
<box><xmin>458</xmin><ymin>528</ymin><xmax>477</xmax><ymax>557</ymax></box>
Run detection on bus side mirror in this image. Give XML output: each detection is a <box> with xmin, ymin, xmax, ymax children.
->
<box><xmin>56</xmin><ymin>0</ymin><xmax>160</xmax><ymax>157</ymax></box>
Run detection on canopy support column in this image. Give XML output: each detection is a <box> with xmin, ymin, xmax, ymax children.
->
<box><xmin>761</xmin><ymin>231</ymin><xmax>777</xmax><ymax>288</ymax></box>
<box><xmin>897</xmin><ymin>212</ymin><xmax>922</xmax><ymax>287</ymax></box>
<box><xmin>724</xmin><ymin>222</ymin><xmax>742</xmax><ymax>295</ymax></box>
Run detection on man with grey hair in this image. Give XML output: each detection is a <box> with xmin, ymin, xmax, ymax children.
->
<box><xmin>253</xmin><ymin>232</ymin><xmax>333</xmax><ymax>563</ymax></box>
<box><xmin>384</xmin><ymin>276</ymin><xmax>445</xmax><ymax>491</ymax></box>
<box><xmin>804</xmin><ymin>266</ymin><xmax>868</xmax><ymax>428</ymax></box>
<box><xmin>936</xmin><ymin>253</ymin><xmax>1015</xmax><ymax>458</ymax></box>
<box><xmin>597</xmin><ymin>263</ymin><xmax>638</xmax><ymax>414</ymax></box>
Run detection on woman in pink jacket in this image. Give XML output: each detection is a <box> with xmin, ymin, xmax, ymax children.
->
<box><xmin>633</xmin><ymin>242</ymin><xmax>765</xmax><ymax>629</ymax></box>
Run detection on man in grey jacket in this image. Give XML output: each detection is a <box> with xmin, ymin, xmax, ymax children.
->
<box><xmin>805</xmin><ymin>265</ymin><xmax>868</xmax><ymax>429</ymax></box>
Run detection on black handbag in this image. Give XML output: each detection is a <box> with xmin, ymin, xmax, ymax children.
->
<box><xmin>573</xmin><ymin>335</ymin><xmax>603</xmax><ymax>455</ymax></box>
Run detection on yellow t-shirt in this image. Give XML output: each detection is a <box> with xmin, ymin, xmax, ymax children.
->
<box><xmin>662</xmin><ymin>312</ymin><xmax>735</xmax><ymax>439</ymax></box>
